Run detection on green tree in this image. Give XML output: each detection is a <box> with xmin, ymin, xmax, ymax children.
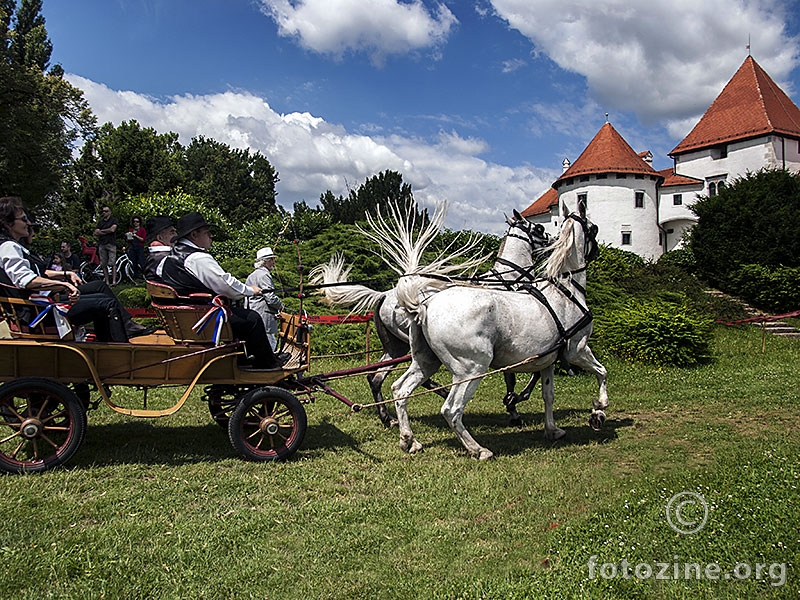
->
<box><xmin>92</xmin><ymin>120</ymin><xmax>185</xmax><ymax>202</ymax></box>
<box><xmin>183</xmin><ymin>136</ymin><xmax>278</xmax><ymax>225</ymax></box>
<box><xmin>690</xmin><ymin>169</ymin><xmax>800</xmax><ymax>287</ymax></box>
<box><xmin>320</xmin><ymin>170</ymin><xmax>423</xmax><ymax>225</ymax></box>
<box><xmin>0</xmin><ymin>0</ymin><xmax>96</xmax><ymax>206</ymax></box>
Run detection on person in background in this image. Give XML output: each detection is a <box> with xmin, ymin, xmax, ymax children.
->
<box><xmin>49</xmin><ymin>253</ymin><xmax>64</xmax><ymax>271</ymax></box>
<box><xmin>126</xmin><ymin>215</ymin><xmax>146</xmax><ymax>280</ymax></box>
<box><xmin>60</xmin><ymin>240</ymin><xmax>81</xmax><ymax>272</ymax></box>
<box><xmin>144</xmin><ymin>215</ymin><xmax>176</xmax><ymax>282</ymax></box>
<box><xmin>0</xmin><ymin>196</ymin><xmax>140</xmax><ymax>342</ymax></box>
<box><xmin>94</xmin><ymin>204</ymin><xmax>118</xmax><ymax>286</ymax></box>
<box><xmin>245</xmin><ymin>247</ymin><xmax>284</xmax><ymax>350</ymax></box>
<box><xmin>157</xmin><ymin>212</ymin><xmax>287</xmax><ymax>370</ymax></box>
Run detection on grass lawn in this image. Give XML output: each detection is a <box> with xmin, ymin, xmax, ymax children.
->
<box><xmin>0</xmin><ymin>325</ymin><xmax>797</xmax><ymax>599</ymax></box>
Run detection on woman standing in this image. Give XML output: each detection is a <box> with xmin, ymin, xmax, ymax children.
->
<box><xmin>126</xmin><ymin>215</ymin><xmax>146</xmax><ymax>280</ymax></box>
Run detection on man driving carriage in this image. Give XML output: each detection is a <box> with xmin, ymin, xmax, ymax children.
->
<box><xmin>0</xmin><ymin>196</ymin><xmax>153</xmax><ymax>342</ymax></box>
<box><xmin>156</xmin><ymin>211</ymin><xmax>288</xmax><ymax>371</ymax></box>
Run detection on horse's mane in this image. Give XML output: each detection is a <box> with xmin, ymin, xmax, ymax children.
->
<box><xmin>357</xmin><ymin>201</ymin><xmax>490</xmax><ymax>319</ymax></box>
<box><xmin>545</xmin><ymin>216</ymin><xmax>576</xmax><ymax>279</ymax></box>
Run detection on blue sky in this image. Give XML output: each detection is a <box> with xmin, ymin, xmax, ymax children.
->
<box><xmin>41</xmin><ymin>0</ymin><xmax>800</xmax><ymax>233</ymax></box>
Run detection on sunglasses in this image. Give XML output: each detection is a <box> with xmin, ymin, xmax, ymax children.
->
<box><xmin>15</xmin><ymin>215</ymin><xmax>31</xmax><ymax>223</ymax></box>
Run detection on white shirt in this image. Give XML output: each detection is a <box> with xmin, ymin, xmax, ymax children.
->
<box><xmin>0</xmin><ymin>239</ymin><xmax>39</xmax><ymax>289</ymax></box>
<box><xmin>157</xmin><ymin>240</ymin><xmax>253</xmax><ymax>300</ymax></box>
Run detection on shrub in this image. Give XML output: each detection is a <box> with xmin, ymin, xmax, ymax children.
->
<box><xmin>728</xmin><ymin>264</ymin><xmax>800</xmax><ymax>313</ymax></box>
<box><xmin>657</xmin><ymin>247</ymin><xmax>696</xmax><ymax>274</ymax></box>
<box><xmin>117</xmin><ymin>286</ymin><xmax>150</xmax><ymax>308</ymax></box>
<box><xmin>600</xmin><ymin>299</ymin><xmax>713</xmax><ymax>366</ymax></box>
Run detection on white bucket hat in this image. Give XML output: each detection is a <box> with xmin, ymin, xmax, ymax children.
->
<box><xmin>256</xmin><ymin>247</ymin><xmax>276</xmax><ymax>260</ymax></box>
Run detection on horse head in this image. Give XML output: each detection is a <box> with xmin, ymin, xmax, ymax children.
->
<box><xmin>498</xmin><ymin>210</ymin><xmax>551</xmax><ymax>272</ymax></box>
<box><xmin>546</xmin><ymin>205</ymin><xmax>599</xmax><ymax>278</ymax></box>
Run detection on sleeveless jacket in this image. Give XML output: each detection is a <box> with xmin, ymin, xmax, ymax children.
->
<box><xmin>159</xmin><ymin>242</ymin><xmax>214</xmax><ymax>297</ymax></box>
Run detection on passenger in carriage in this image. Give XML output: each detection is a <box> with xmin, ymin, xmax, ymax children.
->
<box><xmin>0</xmin><ymin>196</ymin><xmax>155</xmax><ymax>342</ymax></box>
<box><xmin>143</xmin><ymin>215</ymin><xmax>176</xmax><ymax>282</ymax></box>
<box><xmin>157</xmin><ymin>211</ymin><xmax>288</xmax><ymax>370</ymax></box>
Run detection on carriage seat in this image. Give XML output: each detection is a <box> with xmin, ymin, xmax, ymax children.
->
<box><xmin>146</xmin><ymin>281</ymin><xmax>234</xmax><ymax>345</ymax></box>
<box><xmin>0</xmin><ymin>283</ymin><xmax>74</xmax><ymax>340</ymax></box>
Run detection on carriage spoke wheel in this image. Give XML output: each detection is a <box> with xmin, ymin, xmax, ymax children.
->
<box><xmin>203</xmin><ymin>385</ymin><xmax>245</xmax><ymax>429</ymax></box>
<box><xmin>228</xmin><ymin>387</ymin><xmax>306</xmax><ymax>462</ymax></box>
<box><xmin>0</xmin><ymin>378</ymin><xmax>87</xmax><ymax>474</ymax></box>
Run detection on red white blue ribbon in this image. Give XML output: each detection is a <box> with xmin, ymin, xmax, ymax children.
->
<box><xmin>28</xmin><ymin>296</ymin><xmax>71</xmax><ymax>327</ymax></box>
<box><xmin>192</xmin><ymin>296</ymin><xmax>229</xmax><ymax>345</ymax></box>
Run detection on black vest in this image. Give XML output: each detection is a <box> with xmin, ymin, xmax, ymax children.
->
<box><xmin>159</xmin><ymin>242</ymin><xmax>215</xmax><ymax>296</ymax></box>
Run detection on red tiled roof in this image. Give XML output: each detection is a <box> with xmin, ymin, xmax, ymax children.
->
<box><xmin>670</xmin><ymin>56</ymin><xmax>800</xmax><ymax>156</ymax></box>
<box><xmin>656</xmin><ymin>167</ymin><xmax>704</xmax><ymax>187</ymax></box>
<box><xmin>520</xmin><ymin>187</ymin><xmax>558</xmax><ymax>217</ymax></box>
<box><xmin>555</xmin><ymin>122</ymin><xmax>660</xmax><ymax>185</ymax></box>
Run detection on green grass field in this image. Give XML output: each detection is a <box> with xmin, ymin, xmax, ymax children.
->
<box><xmin>0</xmin><ymin>325</ymin><xmax>797</xmax><ymax>599</ymax></box>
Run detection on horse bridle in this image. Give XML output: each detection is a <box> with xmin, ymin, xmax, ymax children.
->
<box><xmin>483</xmin><ymin>218</ymin><xmax>552</xmax><ymax>288</ymax></box>
<box><xmin>565</xmin><ymin>212</ymin><xmax>599</xmax><ymax>268</ymax></box>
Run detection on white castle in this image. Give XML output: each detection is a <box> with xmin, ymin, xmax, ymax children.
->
<box><xmin>521</xmin><ymin>56</ymin><xmax>800</xmax><ymax>260</ymax></box>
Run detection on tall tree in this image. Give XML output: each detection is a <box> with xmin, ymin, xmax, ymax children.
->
<box><xmin>0</xmin><ymin>0</ymin><xmax>96</xmax><ymax>206</ymax></box>
<box><xmin>320</xmin><ymin>170</ymin><xmax>421</xmax><ymax>225</ymax></box>
<box><xmin>184</xmin><ymin>136</ymin><xmax>278</xmax><ymax>225</ymax></box>
<box><xmin>690</xmin><ymin>169</ymin><xmax>800</xmax><ymax>286</ymax></box>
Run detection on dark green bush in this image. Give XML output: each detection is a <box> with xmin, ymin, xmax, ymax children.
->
<box><xmin>600</xmin><ymin>299</ymin><xmax>713</xmax><ymax>366</ymax></box>
<box><xmin>657</xmin><ymin>247</ymin><xmax>696</xmax><ymax>274</ymax></box>
<box><xmin>117</xmin><ymin>286</ymin><xmax>150</xmax><ymax>308</ymax></box>
<box><xmin>728</xmin><ymin>264</ymin><xmax>800</xmax><ymax>313</ymax></box>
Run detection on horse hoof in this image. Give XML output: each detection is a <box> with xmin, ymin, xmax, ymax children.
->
<box><xmin>544</xmin><ymin>427</ymin><xmax>566</xmax><ymax>441</ymax></box>
<box><xmin>589</xmin><ymin>411</ymin><xmax>606</xmax><ymax>431</ymax></box>
<box><xmin>410</xmin><ymin>440</ymin><xmax>423</xmax><ymax>454</ymax></box>
<box><xmin>508</xmin><ymin>415</ymin><xmax>523</xmax><ymax>427</ymax></box>
<box><xmin>477</xmin><ymin>449</ymin><xmax>495</xmax><ymax>461</ymax></box>
<box><xmin>382</xmin><ymin>418</ymin><xmax>399</xmax><ymax>429</ymax></box>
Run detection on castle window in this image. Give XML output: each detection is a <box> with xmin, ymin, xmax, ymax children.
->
<box><xmin>577</xmin><ymin>193</ymin><xmax>587</xmax><ymax>209</ymax></box>
<box><xmin>596</xmin><ymin>173</ymin><xmax>607</xmax><ymax>179</ymax></box>
<box><xmin>717</xmin><ymin>181</ymin><xmax>726</xmax><ymax>192</ymax></box>
<box><xmin>673</xmin><ymin>194</ymin><xmax>682</xmax><ymax>205</ymax></box>
<box><xmin>709</xmin><ymin>182</ymin><xmax>717</xmax><ymax>197</ymax></box>
<box><xmin>634</xmin><ymin>191</ymin><xmax>644</xmax><ymax>208</ymax></box>
<box><xmin>616</xmin><ymin>173</ymin><xmax>626</xmax><ymax>179</ymax></box>
<box><xmin>635</xmin><ymin>174</ymin><xmax>644</xmax><ymax>179</ymax></box>
<box><xmin>711</xmin><ymin>145</ymin><xmax>728</xmax><ymax>160</ymax></box>
<box><xmin>580</xmin><ymin>175</ymin><xmax>590</xmax><ymax>182</ymax></box>
<box><xmin>621</xmin><ymin>231</ymin><xmax>632</xmax><ymax>245</ymax></box>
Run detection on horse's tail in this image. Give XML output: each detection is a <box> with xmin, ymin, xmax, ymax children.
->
<box><xmin>308</xmin><ymin>253</ymin><xmax>387</xmax><ymax>314</ymax></box>
<box><xmin>357</xmin><ymin>200</ymin><xmax>490</xmax><ymax>324</ymax></box>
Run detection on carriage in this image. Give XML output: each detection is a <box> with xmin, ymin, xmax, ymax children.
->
<box><xmin>0</xmin><ymin>281</ymin><xmax>325</xmax><ymax>474</ymax></box>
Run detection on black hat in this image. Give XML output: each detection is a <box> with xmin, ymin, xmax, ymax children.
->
<box><xmin>173</xmin><ymin>212</ymin><xmax>211</xmax><ymax>242</ymax></box>
<box><xmin>145</xmin><ymin>215</ymin><xmax>175</xmax><ymax>243</ymax></box>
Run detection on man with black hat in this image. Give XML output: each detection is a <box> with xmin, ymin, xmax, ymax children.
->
<box><xmin>144</xmin><ymin>215</ymin><xmax>176</xmax><ymax>282</ymax></box>
<box><xmin>157</xmin><ymin>212</ymin><xmax>286</xmax><ymax>370</ymax></box>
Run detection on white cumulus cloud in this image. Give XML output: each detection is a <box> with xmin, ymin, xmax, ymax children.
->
<box><xmin>257</xmin><ymin>0</ymin><xmax>457</xmax><ymax>64</ymax></box>
<box><xmin>69</xmin><ymin>75</ymin><xmax>555</xmax><ymax>233</ymax></box>
<box><xmin>489</xmin><ymin>0</ymin><xmax>800</xmax><ymax>136</ymax></box>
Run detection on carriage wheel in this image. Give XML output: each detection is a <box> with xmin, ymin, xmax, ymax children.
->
<box><xmin>0</xmin><ymin>378</ymin><xmax>87</xmax><ymax>474</ymax></box>
<box><xmin>228</xmin><ymin>387</ymin><xmax>306</xmax><ymax>462</ymax></box>
<box><xmin>203</xmin><ymin>385</ymin><xmax>245</xmax><ymax>429</ymax></box>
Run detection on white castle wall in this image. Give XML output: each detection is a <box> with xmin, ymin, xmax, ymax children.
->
<box><xmin>556</xmin><ymin>175</ymin><xmax>662</xmax><ymax>260</ymax></box>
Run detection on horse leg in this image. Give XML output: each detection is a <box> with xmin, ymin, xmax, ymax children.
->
<box><xmin>541</xmin><ymin>364</ymin><xmax>566</xmax><ymax>440</ymax></box>
<box><xmin>441</xmin><ymin>378</ymin><xmax>494</xmax><ymax>460</ymax></box>
<box><xmin>503</xmin><ymin>371</ymin><xmax>541</xmax><ymax>426</ymax></box>
<box><xmin>421</xmin><ymin>378</ymin><xmax>448</xmax><ymax>399</ymax></box>
<box><xmin>391</xmin><ymin>358</ymin><xmax>437</xmax><ymax>454</ymax></box>
<box><xmin>367</xmin><ymin>352</ymin><xmax>398</xmax><ymax>428</ymax></box>
<box><xmin>568</xmin><ymin>344</ymin><xmax>608</xmax><ymax>431</ymax></box>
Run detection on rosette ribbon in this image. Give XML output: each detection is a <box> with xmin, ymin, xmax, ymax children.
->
<box><xmin>192</xmin><ymin>296</ymin><xmax>229</xmax><ymax>345</ymax></box>
<box><xmin>29</xmin><ymin>295</ymin><xmax>73</xmax><ymax>338</ymax></box>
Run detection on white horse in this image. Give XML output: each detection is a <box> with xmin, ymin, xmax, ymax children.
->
<box><xmin>365</xmin><ymin>201</ymin><xmax>608</xmax><ymax>460</ymax></box>
<box><xmin>310</xmin><ymin>210</ymin><xmax>552</xmax><ymax>427</ymax></box>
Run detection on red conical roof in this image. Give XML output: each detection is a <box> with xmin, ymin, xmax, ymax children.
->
<box><xmin>670</xmin><ymin>56</ymin><xmax>800</xmax><ymax>156</ymax></box>
<box><xmin>555</xmin><ymin>122</ymin><xmax>659</xmax><ymax>185</ymax></box>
